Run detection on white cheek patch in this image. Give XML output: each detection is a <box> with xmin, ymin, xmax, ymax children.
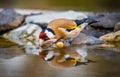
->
<box><xmin>45</xmin><ymin>30</ymin><xmax>55</xmax><ymax>39</ymax></box>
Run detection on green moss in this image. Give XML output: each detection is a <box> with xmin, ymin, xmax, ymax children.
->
<box><xmin>0</xmin><ymin>36</ymin><xmax>17</xmax><ymax>48</ymax></box>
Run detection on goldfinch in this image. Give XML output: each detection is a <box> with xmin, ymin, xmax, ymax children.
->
<box><xmin>39</xmin><ymin>18</ymin><xmax>97</xmax><ymax>48</ymax></box>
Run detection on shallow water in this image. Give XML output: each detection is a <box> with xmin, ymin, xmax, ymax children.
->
<box><xmin>0</xmin><ymin>37</ymin><xmax>120</xmax><ymax>77</ymax></box>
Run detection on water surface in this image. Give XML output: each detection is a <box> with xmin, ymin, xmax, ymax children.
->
<box><xmin>0</xmin><ymin>38</ymin><xmax>120</xmax><ymax>77</ymax></box>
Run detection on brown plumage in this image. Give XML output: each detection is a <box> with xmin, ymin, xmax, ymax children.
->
<box><xmin>40</xmin><ymin>18</ymin><xmax>92</xmax><ymax>48</ymax></box>
<box><xmin>48</xmin><ymin>18</ymin><xmax>80</xmax><ymax>39</ymax></box>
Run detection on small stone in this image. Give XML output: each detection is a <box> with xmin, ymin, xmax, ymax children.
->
<box><xmin>114</xmin><ymin>22</ymin><xmax>120</xmax><ymax>31</ymax></box>
<box><xmin>82</xmin><ymin>27</ymin><xmax>105</xmax><ymax>38</ymax></box>
<box><xmin>99</xmin><ymin>31</ymin><xmax>120</xmax><ymax>42</ymax></box>
<box><xmin>90</xmin><ymin>13</ymin><xmax>120</xmax><ymax>29</ymax></box>
<box><xmin>71</xmin><ymin>33</ymin><xmax>104</xmax><ymax>45</ymax></box>
<box><xmin>0</xmin><ymin>9</ymin><xmax>25</xmax><ymax>33</ymax></box>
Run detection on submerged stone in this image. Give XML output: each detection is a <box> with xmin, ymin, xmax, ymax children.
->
<box><xmin>71</xmin><ymin>33</ymin><xmax>105</xmax><ymax>45</ymax></box>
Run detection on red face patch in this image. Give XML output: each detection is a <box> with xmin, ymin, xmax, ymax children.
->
<box><xmin>39</xmin><ymin>32</ymin><xmax>50</xmax><ymax>41</ymax></box>
<box><xmin>39</xmin><ymin>32</ymin><xmax>45</xmax><ymax>38</ymax></box>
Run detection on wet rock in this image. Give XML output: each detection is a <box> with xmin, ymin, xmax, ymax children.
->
<box><xmin>25</xmin><ymin>11</ymin><xmax>87</xmax><ymax>23</ymax></box>
<box><xmin>90</xmin><ymin>13</ymin><xmax>120</xmax><ymax>29</ymax></box>
<box><xmin>114</xmin><ymin>22</ymin><xmax>120</xmax><ymax>31</ymax></box>
<box><xmin>82</xmin><ymin>27</ymin><xmax>106</xmax><ymax>38</ymax></box>
<box><xmin>71</xmin><ymin>33</ymin><xmax>104</xmax><ymax>45</ymax></box>
<box><xmin>0</xmin><ymin>9</ymin><xmax>25</xmax><ymax>33</ymax></box>
<box><xmin>3</xmin><ymin>23</ymin><xmax>42</xmax><ymax>46</ymax></box>
<box><xmin>0</xmin><ymin>36</ymin><xmax>16</xmax><ymax>48</ymax></box>
<box><xmin>29</xmin><ymin>22</ymin><xmax>48</xmax><ymax>30</ymax></box>
<box><xmin>99</xmin><ymin>31</ymin><xmax>120</xmax><ymax>42</ymax></box>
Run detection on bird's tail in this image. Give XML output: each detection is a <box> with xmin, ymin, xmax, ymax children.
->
<box><xmin>74</xmin><ymin>18</ymin><xmax>98</xmax><ymax>26</ymax></box>
<box><xmin>86</xmin><ymin>18</ymin><xmax>99</xmax><ymax>25</ymax></box>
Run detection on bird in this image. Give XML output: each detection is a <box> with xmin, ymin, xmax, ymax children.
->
<box><xmin>38</xmin><ymin>46</ymin><xmax>88</xmax><ymax>68</ymax></box>
<box><xmin>39</xmin><ymin>18</ymin><xmax>98</xmax><ymax>48</ymax></box>
<box><xmin>39</xmin><ymin>49</ymin><xmax>77</xmax><ymax>68</ymax></box>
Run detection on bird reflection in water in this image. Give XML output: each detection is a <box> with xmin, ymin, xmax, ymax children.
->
<box><xmin>39</xmin><ymin>45</ymin><xmax>93</xmax><ymax>68</ymax></box>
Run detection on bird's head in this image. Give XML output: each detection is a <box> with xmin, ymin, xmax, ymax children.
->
<box><xmin>39</xmin><ymin>18</ymin><xmax>98</xmax><ymax>48</ymax></box>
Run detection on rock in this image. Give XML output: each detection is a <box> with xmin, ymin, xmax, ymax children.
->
<box><xmin>25</xmin><ymin>10</ymin><xmax>88</xmax><ymax>23</ymax></box>
<box><xmin>3</xmin><ymin>23</ymin><xmax>42</xmax><ymax>46</ymax></box>
<box><xmin>99</xmin><ymin>31</ymin><xmax>120</xmax><ymax>42</ymax></box>
<box><xmin>114</xmin><ymin>22</ymin><xmax>120</xmax><ymax>31</ymax></box>
<box><xmin>0</xmin><ymin>9</ymin><xmax>25</xmax><ymax>33</ymax></box>
<box><xmin>71</xmin><ymin>33</ymin><xmax>104</xmax><ymax>45</ymax></box>
<box><xmin>90</xmin><ymin>13</ymin><xmax>120</xmax><ymax>29</ymax></box>
<box><xmin>82</xmin><ymin>27</ymin><xmax>105</xmax><ymax>38</ymax></box>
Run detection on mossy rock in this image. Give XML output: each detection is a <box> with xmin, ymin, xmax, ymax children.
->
<box><xmin>99</xmin><ymin>31</ymin><xmax>120</xmax><ymax>42</ymax></box>
<box><xmin>0</xmin><ymin>36</ymin><xmax>17</xmax><ymax>48</ymax></box>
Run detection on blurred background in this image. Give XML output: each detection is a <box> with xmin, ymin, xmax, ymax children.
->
<box><xmin>0</xmin><ymin>0</ymin><xmax>120</xmax><ymax>12</ymax></box>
